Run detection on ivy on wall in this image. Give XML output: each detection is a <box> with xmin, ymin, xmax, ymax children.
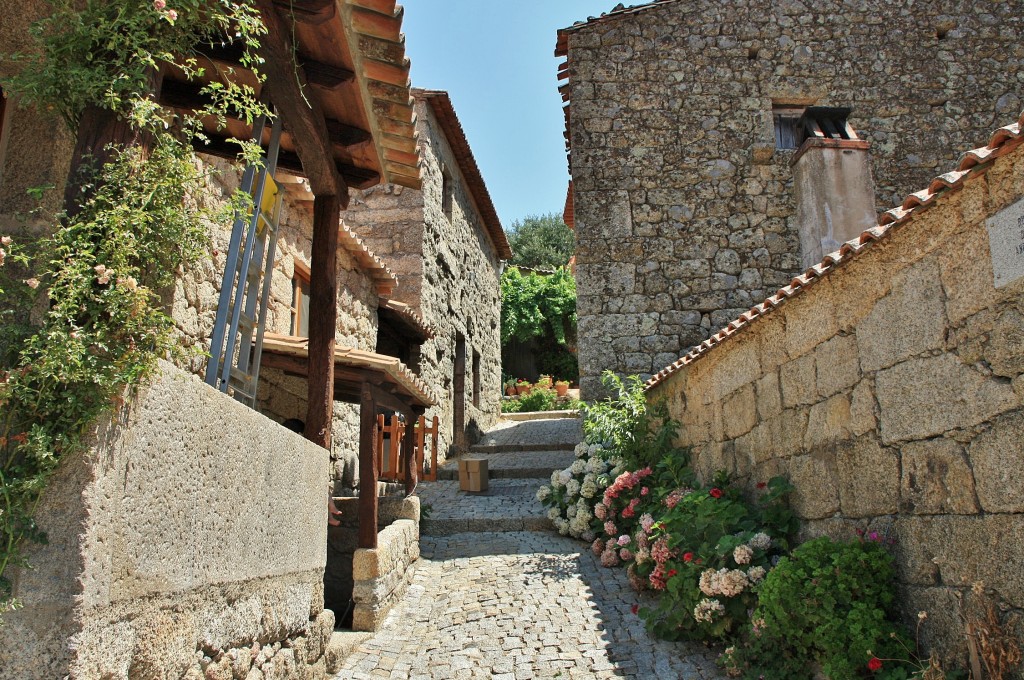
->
<box><xmin>500</xmin><ymin>266</ymin><xmax>578</xmax><ymax>382</ymax></box>
<box><xmin>0</xmin><ymin>0</ymin><xmax>269</xmax><ymax>617</ymax></box>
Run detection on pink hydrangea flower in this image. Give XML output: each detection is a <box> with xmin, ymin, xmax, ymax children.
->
<box><xmin>604</xmin><ymin>520</ymin><xmax>616</xmax><ymax>536</ymax></box>
<box><xmin>617</xmin><ymin>534</ymin><xmax>631</xmax><ymax>547</ymax></box>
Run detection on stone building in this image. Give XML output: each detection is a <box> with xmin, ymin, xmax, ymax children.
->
<box><xmin>646</xmin><ymin>109</ymin><xmax>1024</xmax><ymax>668</ymax></box>
<box><xmin>0</xmin><ymin>0</ymin><xmax>436</xmax><ymax>675</ymax></box>
<box><xmin>556</xmin><ymin>0</ymin><xmax>1024</xmax><ymax>395</ymax></box>
<box><xmin>344</xmin><ymin>89</ymin><xmax>512</xmax><ymax>457</ymax></box>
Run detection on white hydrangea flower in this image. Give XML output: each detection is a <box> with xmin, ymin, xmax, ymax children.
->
<box><xmin>564</xmin><ymin>479</ymin><xmax>581</xmax><ymax>499</ymax></box>
<box><xmin>567</xmin><ymin>503</ymin><xmax>578</xmax><ymax>518</ymax></box>
<box><xmin>550</xmin><ymin>470</ymin><xmax>563</xmax><ymax>488</ymax></box>
<box><xmin>580</xmin><ymin>479</ymin><xmax>598</xmax><ymax>498</ymax></box>
<box><xmin>548</xmin><ymin>508</ymin><xmax>561</xmax><ymax>521</ymax></box>
<box><xmin>586</xmin><ymin>456</ymin><xmax>607</xmax><ymax>474</ymax></box>
<box><xmin>748</xmin><ymin>566</ymin><xmax>766</xmax><ymax>583</ymax></box>
<box><xmin>559</xmin><ymin>470</ymin><xmax>573</xmax><ymax>486</ymax></box>
<box><xmin>733</xmin><ymin>544</ymin><xmax>754</xmax><ymax>565</ymax></box>
<box><xmin>574</xmin><ymin>442</ymin><xmax>587</xmax><ymax>458</ymax></box>
<box><xmin>694</xmin><ymin>599</ymin><xmax>725</xmax><ymax>623</ymax></box>
<box><xmin>750</xmin><ymin>532</ymin><xmax>772</xmax><ymax>550</ymax></box>
<box><xmin>571</xmin><ymin>459</ymin><xmax>586</xmax><ymax>475</ymax></box>
<box><xmin>588</xmin><ymin>443</ymin><xmax>602</xmax><ymax>456</ymax></box>
<box><xmin>536</xmin><ymin>486</ymin><xmax>551</xmax><ymax>503</ymax></box>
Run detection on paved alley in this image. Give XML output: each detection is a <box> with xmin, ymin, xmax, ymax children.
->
<box><xmin>333</xmin><ymin>416</ymin><xmax>724</xmax><ymax>679</ymax></box>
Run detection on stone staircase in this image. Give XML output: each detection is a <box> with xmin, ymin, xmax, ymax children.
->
<box><xmin>417</xmin><ymin>416</ymin><xmax>582</xmax><ymax>537</ymax></box>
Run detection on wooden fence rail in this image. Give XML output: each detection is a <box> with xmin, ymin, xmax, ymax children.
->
<box><xmin>376</xmin><ymin>414</ymin><xmax>439</xmax><ymax>483</ymax></box>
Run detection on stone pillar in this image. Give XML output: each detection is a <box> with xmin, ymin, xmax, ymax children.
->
<box><xmin>792</xmin><ymin>138</ymin><xmax>877</xmax><ymax>269</ymax></box>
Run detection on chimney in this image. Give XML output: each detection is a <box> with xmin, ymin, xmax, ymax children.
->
<box><xmin>791</xmin><ymin>108</ymin><xmax>877</xmax><ymax>268</ymax></box>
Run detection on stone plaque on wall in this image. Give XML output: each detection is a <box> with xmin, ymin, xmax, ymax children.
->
<box><xmin>986</xmin><ymin>196</ymin><xmax>1024</xmax><ymax>289</ymax></box>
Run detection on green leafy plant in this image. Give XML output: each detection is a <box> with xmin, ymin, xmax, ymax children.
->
<box><xmin>500</xmin><ymin>266</ymin><xmax>577</xmax><ymax>347</ymax></box>
<box><xmin>504</xmin><ymin>212</ymin><xmax>574</xmax><ymax>269</ymax></box>
<box><xmin>728</xmin><ymin>535</ymin><xmax>915</xmax><ymax>679</ymax></box>
<box><xmin>0</xmin><ymin>0</ymin><xmax>267</xmax><ymax>618</ymax></box>
<box><xmin>582</xmin><ymin>371</ymin><xmax>679</xmax><ymax>471</ymax></box>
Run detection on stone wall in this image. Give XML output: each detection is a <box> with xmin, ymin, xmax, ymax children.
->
<box><xmin>563</xmin><ymin>0</ymin><xmax>1024</xmax><ymax>395</ymax></box>
<box><xmin>346</xmin><ymin>98</ymin><xmax>504</xmax><ymax>458</ymax></box>
<box><xmin>0</xmin><ymin>362</ymin><xmax>333</xmax><ymax>679</ymax></box>
<box><xmin>350</xmin><ymin>497</ymin><xmax>420</xmax><ymax>632</ymax></box>
<box><xmin>0</xmin><ymin>1</ymin><xmax>75</xmax><ymax>229</ymax></box>
<box><xmin>170</xmin><ymin>157</ymin><xmax>379</xmax><ymax>490</ymax></box>
<box><xmin>324</xmin><ymin>495</ymin><xmax>420</xmax><ymax>628</ymax></box>
<box><xmin>647</xmin><ymin>131</ymin><xmax>1024</xmax><ymax>665</ymax></box>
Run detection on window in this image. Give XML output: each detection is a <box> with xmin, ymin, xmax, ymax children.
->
<box><xmin>773</xmin><ymin>105</ymin><xmax>806</xmax><ymax>150</ymax></box>
<box><xmin>290</xmin><ymin>260</ymin><xmax>310</xmax><ymax>337</ymax></box>
<box><xmin>441</xmin><ymin>166</ymin><xmax>453</xmax><ymax>221</ymax></box>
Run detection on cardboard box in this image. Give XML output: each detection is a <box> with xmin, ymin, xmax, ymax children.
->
<box><xmin>459</xmin><ymin>457</ymin><xmax>488</xmax><ymax>492</ymax></box>
<box><xmin>467</xmin><ymin>471</ymin><xmax>488</xmax><ymax>493</ymax></box>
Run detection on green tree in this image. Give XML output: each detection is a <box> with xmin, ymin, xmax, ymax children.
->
<box><xmin>505</xmin><ymin>212</ymin><xmax>574</xmax><ymax>269</ymax></box>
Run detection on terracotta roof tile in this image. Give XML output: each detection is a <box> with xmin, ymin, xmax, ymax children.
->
<box><xmin>338</xmin><ymin>221</ymin><xmax>398</xmax><ymax>296</ymax></box>
<box><xmin>645</xmin><ymin>109</ymin><xmax>1024</xmax><ymax>391</ymax></box>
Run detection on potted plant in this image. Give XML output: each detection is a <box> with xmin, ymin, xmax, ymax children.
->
<box><xmin>554</xmin><ymin>380</ymin><xmax>570</xmax><ymax>397</ymax></box>
<box><xmin>504</xmin><ymin>379</ymin><xmax>517</xmax><ymax>396</ymax></box>
<box><xmin>515</xmin><ymin>379</ymin><xmax>532</xmax><ymax>395</ymax></box>
<box><xmin>536</xmin><ymin>374</ymin><xmax>553</xmax><ymax>390</ymax></box>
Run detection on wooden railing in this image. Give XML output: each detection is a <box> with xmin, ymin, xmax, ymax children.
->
<box><xmin>376</xmin><ymin>414</ymin><xmax>439</xmax><ymax>483</ymax></box>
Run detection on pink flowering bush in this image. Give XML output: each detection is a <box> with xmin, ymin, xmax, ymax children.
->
<box><xmin>634</xmin><ymin>473</ymin><xmax>796</xmax><ymax>642</ymax></box>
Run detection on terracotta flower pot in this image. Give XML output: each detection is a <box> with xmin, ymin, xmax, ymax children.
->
<box><xmin>516</xmin><ymin>385</ymin><xmax>531</xmax><ymax>395</ymax></box>
<box><xmin>555</xmin><ymin>383</ymin><xmax>569</xmax><ymax>397</ymax></box>
<box><xmin>505</xmin><ymin>386</ymin><xmax>516</xmax><ymax>396</ymax></box>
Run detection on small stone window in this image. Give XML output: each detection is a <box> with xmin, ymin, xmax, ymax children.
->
<box><xmin>290</xmin><ymin>260</ymin><xmax>310</xmax><ymax>337</ymax></box>
<box><xmin>441</xmin><ymin>166</ymin><xmax>453</xmax><ymax>221</ymax></box>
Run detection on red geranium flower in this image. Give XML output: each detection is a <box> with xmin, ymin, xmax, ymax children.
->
<box><xmin>631</xmin><ymin>604</ymin><xmax>639</xmax><ymax>615</ymax></box>
<box><xmin>709</xmin><ymin>488</ymin><xmax>723</xmax><ymax>499</ymax></box>
<box><xmin>756</xmin><ymin>481</ymin><xmax>767</xmax><ymax>489</ymax></box>
<box><xmin>683</xmin><ymin>552</ymin><xmax>694</xmax><ymax>563</ymax></box>
<box><xmin>867</xmin><ymin>657</ymin><xmax>883</xmax><ymax>672</ymax></box>
<box><xmin>666</xmin><ymin>569</ymin><xmax>678</xmax><ymax>578</ymax></box>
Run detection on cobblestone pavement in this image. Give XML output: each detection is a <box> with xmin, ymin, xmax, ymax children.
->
<box><xmin>418</xmin><ymin>479</ymin><xmax>552</xmax><ymax>535</ymax></box>
<box><xmin>335</xmin><ymin>531</ymin><xmax>723</xmax><ymax>679</ymax></box>
<box><xmin>473</xmin><ymin>418</ymin><xmax>583</xmax><ymax>452</ymax></box>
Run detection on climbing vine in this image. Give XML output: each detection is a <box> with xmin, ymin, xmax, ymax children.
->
<box><xmin>0</xmin><ymin>0</ymin><xmax>269</xmax><ymax>617</ymax></box>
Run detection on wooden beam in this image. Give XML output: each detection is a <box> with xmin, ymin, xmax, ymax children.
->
<box><xmin>302</xmin><ymin>60</ymin><xmax>356</xmax><ymax>91</ymax></box>
<box><xmin>362</xmin><ymin>59</ymin><xmax>410</xmax><ymax>88</ymax></box>
<box><xmin>198</xmin><ymin>40</ymin><xmax>354</xmax><ymax>91</ymax></box>
<box><xmin>272</xmin><ymin>0</ymin><xmax>335</xmax><ymax>24</ymax></box>
<box><xmin>358</xmin><ymin>383</ymin><xmax>379</xmax><ymax>549</ymax></box>
<box><xmin>325</xmin><ymin>118</ymin><xmax>372</xmax><ymax>146</ymax></box>
<box><xmin>366</xmin><ymin>381</ymin><xmax>414</xmax><ymax>422</ymax></box>
<box><xmin>190</xmin><ymin>133</ymin><xmax>380</xmax><ymax>187</ymax></box>
<box><xmin>303</xmin><ymin>193</ymin><xmax>340</xmax><ymax>448</ymax></box>
<box><xmin>254</xmin><ymin>0</ymin><xmax>347</xmax><ymax>198</ymax></box>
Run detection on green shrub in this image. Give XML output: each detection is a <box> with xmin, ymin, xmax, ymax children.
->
<box><xmin>515</xmin><ymin>387</ymin><xmax>559</xmax><ymax>412</ymax></box>
<box><xmin>635</xmin><ymin>473</ymin><xmax>795</xmax><ymax>642</ymax></box>
<box><xmin>729</xmin><ymin>536</ymin><xmax>914</xmax><ymax>679</ymax></box>
<box><xmin>581</xmin><ymin>371</ymin><xmax>678</xmax><ymax>470</ymax></box>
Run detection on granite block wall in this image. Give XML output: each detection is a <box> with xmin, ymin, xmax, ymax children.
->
<box><xmin>647</xmin><ymin>130</ymin><xmax>1024</xmax><ymax>667</ymax></box>
<box><xmin>0</xmin><ymin>363</ymin><xmax>333</xmax><ymax>679</ymax></box>
<box><xmin>563</xmin><ymin>0</ymin><xmax>1024</xmax><ymax>395</ymax></box>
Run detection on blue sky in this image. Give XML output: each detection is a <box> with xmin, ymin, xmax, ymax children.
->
<box><xmin>401</xmin><ymin>1</ymin><xmax>619</xmax><ymax>230</ymax></box>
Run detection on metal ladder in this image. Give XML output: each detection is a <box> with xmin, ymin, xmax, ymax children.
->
<box><xmin>205</xmin><ymin>112</ymin><xmax>284</xmax><ymax>406</ymax></box>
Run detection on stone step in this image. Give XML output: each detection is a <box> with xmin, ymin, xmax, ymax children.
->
<box><xmin>437</xmin><ymin>450</ymin><xmax>575</xmax><ymax>480</ymax></box>
<box><xmin>470</xmin><ymin>417</ymin><xmax>582</xmax><ymax>454</ymax></box>
<box><xmin>416</xmin><ymin>478</ymin><xmax>552</xmax><ymax>536</ymax></box>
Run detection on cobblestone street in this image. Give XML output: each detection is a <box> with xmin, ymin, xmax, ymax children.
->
<box><xmin>334</xmin><ymin>417</ymin><xmax>724</xmax><ymax>679</ymax></box>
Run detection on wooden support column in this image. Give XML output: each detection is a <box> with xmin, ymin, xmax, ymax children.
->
<box><xmin>303</xmin><ymin>193</ymin><xmax>340</xmax><ymax>448</ymax></box>
<box><xmin>358</xmin><ymin>383</ymin><xmax>379</xmax><ymax>549</ymax></box>
<box><xmin>402</xmin><ymin>407</ymin><xmax>423</xmax><ymax>496</ymax></box>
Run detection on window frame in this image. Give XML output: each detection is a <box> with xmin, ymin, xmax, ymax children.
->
<box><xmin>290</xmin><ymin>259</ymin><xmax>311</xmax><ymax>338</ymax></box>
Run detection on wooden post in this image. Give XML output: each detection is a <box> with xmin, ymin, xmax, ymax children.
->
<box><xmin>303</xmin><ymin>193</ymin><xmax>339</xmax><ymax>448</ymax></box>
<box><xmin>403</xmin><ymin>409</ymin><xmax>422</xmax><ymax>496</ymax></box>
<box><xmin>388</xmin><ymin>414</ymin><xmax>401</xmax><ymax>480</ymax></box>
<box><xmin>358</xmin><ymin>383</ymin><xmax>378</xmax><ymax>549</ymax></box>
